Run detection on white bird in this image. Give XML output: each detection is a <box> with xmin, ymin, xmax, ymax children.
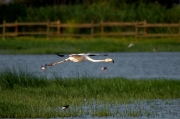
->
<box><xmin>47</xmin><ymin>53</ymin><xmax>114</xmax><ymax>66</ymax></box>
<box><xmin>128</xmin><ymin>43</ymin><xmax>134</xmax><ymax>48</ymax></box>
<box><xmin>62</xmin><ymin>105</ymin><xmax>69</xmax><ymax>110</ymax></box>
<box><xmin>101</xmin><ymin>67</ymin><xmax>107</xmax><ymax>71</ymax></box>
<box><xmin>41</xmin><ymin>64</ymin><xmax>47</xmax><ymax>72</ymax></box>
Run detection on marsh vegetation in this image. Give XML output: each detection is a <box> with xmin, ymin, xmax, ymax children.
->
<box><xmin>0</xmin><ymin>67</ymin><xmax>180</xmax><ymax>118</ymax></box>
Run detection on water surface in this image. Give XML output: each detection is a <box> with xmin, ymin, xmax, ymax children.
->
<box><xmin>1</xmin><ymin>53</ymin><xmax>180</xmax><ymax>119</ymax></box>
<box><xmin>51</xmin><ymin>99</ymin><xmax>180</xmax><ymax>119</ymax></box>
<box><xmin>0</xmin><ymin>52</ymin><xmax>180</xmax><ymax>79</ymax></box>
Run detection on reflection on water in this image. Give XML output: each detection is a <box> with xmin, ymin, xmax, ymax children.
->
<box><xmin>0</xmin><ymin>52</ymin><xmax>180</xmax><ymax>79</ymax></box>
<box><xmin>48</xmin><ymin>99</ymin><xmax>180</xmax><ymax>119</ymax></box>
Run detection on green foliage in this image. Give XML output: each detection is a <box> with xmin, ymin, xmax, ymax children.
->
<box><xmin>0</xmin><ymin>3</ymin><xmax>26</xmax><ymax>23</ymax></box>
<box><xmin>0</xmin><ymin>101</ymin><xmax>28</xmax><ymax>118</ymax></box>
<box><xmin>0</xmin><ymin>66</ymin><xmax>48</xmax><ymax>89</ymax></box>
<box><xmin>165</xmin><ymin>5</ymin><xmax>180</xmax><ymax>22</ymax></box>
<box><xmin>0</xmin><ymin>37</ymin><xmax>180</xmax><ymax>54</ymax></box>
<box><xmin>6</xmin><ymin>3</ymin><xmax>180</xmax><ymax>23</ymax></box>
<box><xmin>63</xmin><ymin>19</ymin><xmax>80</xmax><ymax>34</ymax></box>
<box><xmin>0</xmin><ymin>67</ymin><xmax>180</xmax><ymax>117</ymax></box>
<box><xmin>1</xmin><ymin>3</ymin><xmax>180</xmax><ymax>34</ymax></box>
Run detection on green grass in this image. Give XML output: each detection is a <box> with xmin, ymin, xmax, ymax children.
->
<box><xmin>0</xmin><ymin>37</ymin><xmax>180</xmax><ymax>54</ymax></box>
<box><xmin>0</xmin><ymin>67</ymin><xmax>180</xmax><ymax>118</ymax></box>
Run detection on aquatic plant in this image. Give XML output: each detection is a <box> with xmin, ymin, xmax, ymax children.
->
<box><xmin>0</xmin><ymin>66</ymin><xmax>48</xmax><ymax>89</ymax></box>
<box><xmin>0</xmin><ymin>67</ymin><xmax>180</xmax><ymax>118</ymax></box>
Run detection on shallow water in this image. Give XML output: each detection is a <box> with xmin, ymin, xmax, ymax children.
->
<box><xmin>49</xmin><ymin>99</ymin><xmax>180</xmax><ymax>119</ymax></box>
<box><xmin>0</xmin><ymin>52</ymin><xmax>180</xmax><ymax>79</ymax></box>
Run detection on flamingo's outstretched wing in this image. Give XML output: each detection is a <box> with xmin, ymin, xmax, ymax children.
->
<box><xmin>56</xmin><ymin>54</ymin><xmax>69</xmax><ymax>57</ymax></box>
<box><xmin>56</xmin><ymin>53</ymin><xmax>108</xmax><ymax>57</ymax></box>
<box><xmin>56</xmin><ymin>53</ymin><xmax>80</xmax><ymax>57</ymax></box>
<box><xmin>86</xmin><ymin>53</ymin><xmax>108</xmax><ymax>56</ymax></box>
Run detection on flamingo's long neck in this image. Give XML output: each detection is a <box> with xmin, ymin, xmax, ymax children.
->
<box><xmin>85</xmin><ymin>56</ymin><xmax>106</xmax><ymax>62</ymax></box>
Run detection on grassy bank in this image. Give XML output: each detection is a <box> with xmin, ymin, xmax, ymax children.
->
<box><xmin>0</xmin><ymin>68</ymin><xmax>180</xmax><ymax>118</ymax></box>
<box><xmin>0</xmin><ymin>37</ymin><xmax>180</xmax><ymax>54</ymax></box>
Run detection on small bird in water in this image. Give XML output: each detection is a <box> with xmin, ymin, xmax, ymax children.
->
<box><xmin>62</xmin><ymin>105</ymin><xmax>69</xmax><ymax>110</ymax></box>
<box><xmin>101</xmin><ymin>67</ymin><xmax>107</xmax><ymax>71</ymax></box>
<box><xmin>41</xmin><ymin>64</ymin><xmax>47</xmax><ymax>72</ymax></box>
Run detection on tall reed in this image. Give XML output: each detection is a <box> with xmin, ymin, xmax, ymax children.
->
<box><xmin>16</xmin><ymin>3</ymin><xmax>180</xmax><ymax>23</ymax></box>
<box><xmin>0</xmin><ymin>66</ymin><xmax>48</xmax><ymax>89</ymax></box>
<box><xmin>0</xmin><ymin>67</ymin><xmax>180</xmax><ymax>118</ymax></box>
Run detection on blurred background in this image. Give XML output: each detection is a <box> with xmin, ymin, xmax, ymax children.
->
<box><xmin>1</xmin><ymin>0</ymin><xmax>180</xmax><ymax>23</ymax></box>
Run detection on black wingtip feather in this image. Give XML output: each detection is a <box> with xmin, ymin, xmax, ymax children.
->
<box><xmin>56</xmin><ymin>54</ymin><xmax>66</xmax><ymax>57</ymax></box>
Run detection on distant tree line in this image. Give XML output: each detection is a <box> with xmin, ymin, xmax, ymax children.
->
<box><xmin>0</xmin><ymin>0</ymin><xmax>180</xmax><ymax>23</ymax></box>
<box><xmin>12</xmin><ymin>0</ymin><xmax>179</xmax><ymax>8</ymax></box>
